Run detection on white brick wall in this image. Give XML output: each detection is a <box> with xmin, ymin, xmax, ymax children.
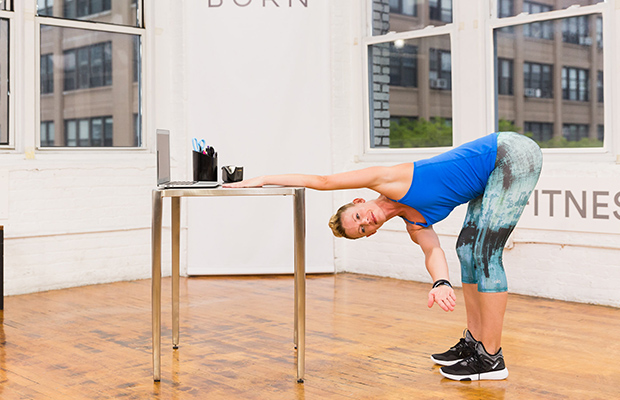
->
<box><xmin>0</xmin><ymin>156</ymin><xmax>178</xmax><ymax>295</ymax></box>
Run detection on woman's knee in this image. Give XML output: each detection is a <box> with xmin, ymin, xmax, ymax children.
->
<box><xmin>472</xmin><ymin>245</ymin><xmax>508</xmax><ymax>292</ymax></box>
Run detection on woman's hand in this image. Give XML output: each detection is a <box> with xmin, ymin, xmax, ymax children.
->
<box><xmin>222</xmin><ymin>176</ymin><xmax>265</xmax><ymax>188</ymax></box>
<box><xmin>428</xmin><ymin>285</ymin><xmax>456</xmax><ymax>312</ymax></box>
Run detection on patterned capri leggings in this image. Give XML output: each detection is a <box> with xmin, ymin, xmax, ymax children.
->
<box><xmin>456</xmin><ymin>131</ymin><xmax>543</xmax><ymax>293</ymax></box>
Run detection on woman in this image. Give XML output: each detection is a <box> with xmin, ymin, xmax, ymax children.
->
<box><xmin>224</xmin><ymin>131</ymin><xmax>542</xmax><ymax>381</ymax></box>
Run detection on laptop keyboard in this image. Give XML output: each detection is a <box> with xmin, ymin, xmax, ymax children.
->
<box><xmin>168</xmin><ymin>180</ymin><xmax>197</xmax><ymax>186</ymax></box>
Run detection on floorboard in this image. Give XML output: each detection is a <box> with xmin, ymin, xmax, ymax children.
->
<box><xmin>0</xmin><ymin>273</ymin><xmax>618</xmax><ymax>399</ymax></box>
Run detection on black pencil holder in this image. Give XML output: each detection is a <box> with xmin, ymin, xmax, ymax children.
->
<box><xmin>193</xmin><ymin>150</ymin><xmax>218</xmax><ymax>181</ymax></box>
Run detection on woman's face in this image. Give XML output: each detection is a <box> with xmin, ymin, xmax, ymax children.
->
<box><xmin>340</xmin><ymin>199</ymin><xmax>385</xmax><ymax>239</ymax></box>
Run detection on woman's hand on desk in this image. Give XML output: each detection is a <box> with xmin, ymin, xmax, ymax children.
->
<box><xmin>222</xmin><ymin>176</ymin><xmax>265</xmax><ymax>188</ymax></box>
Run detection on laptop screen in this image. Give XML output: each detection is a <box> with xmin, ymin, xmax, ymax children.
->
<box><xmin>156</xmin><ymin>129</ymin><xmax>171</xmax><ymax>185</ymax></box>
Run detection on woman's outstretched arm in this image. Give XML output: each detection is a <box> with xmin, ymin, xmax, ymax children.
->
<box><xmin>223</xmin><ymin>165</ymin><xmax>411</xmax><ymax>194</ymax></box>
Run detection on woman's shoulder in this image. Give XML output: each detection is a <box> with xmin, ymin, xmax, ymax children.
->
<box><xmin>375</xmin><ymin>163</ymin><xmax>414</xmax><ymax>200</ymax></box>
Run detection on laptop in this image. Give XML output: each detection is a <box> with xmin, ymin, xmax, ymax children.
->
<box><xmin>157</xmin><ymin>129</ymin><xmax>220</xmax><ymax>189</ymax></box>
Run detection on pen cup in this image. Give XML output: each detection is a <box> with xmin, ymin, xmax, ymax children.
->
<box><xmin>222</xmin><ymin>166</ymin><xmax>244</xmax><ymax>183</ymax></box>
<box><xmin>193</xmin><ymin>150</ymin><xmax>218</xmax><ymax>181</ymax></box>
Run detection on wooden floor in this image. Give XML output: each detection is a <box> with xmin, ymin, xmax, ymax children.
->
<box><xmin>0</xmin><ymin>273</ymin><xmax>619</xmax><ymax>399</ymax></box>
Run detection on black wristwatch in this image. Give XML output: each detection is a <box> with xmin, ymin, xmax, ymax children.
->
<box><xmin>432</xmin><ymin>279</ymin><xmax>452</xmax><ymax>289</ymax></box>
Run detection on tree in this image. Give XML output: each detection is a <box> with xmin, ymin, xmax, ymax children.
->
<box><xmin>389</xmin><ymin>117</ymin><xmax>452</xmax><ymax>148</ymax></box>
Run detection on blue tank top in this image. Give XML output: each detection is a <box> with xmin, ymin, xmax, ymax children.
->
<box><xmin>394</xmin><ymin>133</ymin><xmax>498</xmax><ymax>227</ymax></box>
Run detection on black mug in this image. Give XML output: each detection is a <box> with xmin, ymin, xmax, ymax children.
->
<box><xmin>193</xmin><ymin>150</ymin><xmax>218</xmax><ymax>181</ymax></box>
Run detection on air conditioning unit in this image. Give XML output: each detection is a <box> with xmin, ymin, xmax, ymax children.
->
<box><xmin>524</xmin><ymin>88</ymin><xmax>541</xmax><ymax>98</ymax></box>
<box><xmin>579</xmin><ymin>36</ymin><xmax>592</xmax><ymax>46</ymax></box>
<box><xmin>430</xmin><ymin>78</ymin><xmax>448</xmax><ymax>89</ymax></box>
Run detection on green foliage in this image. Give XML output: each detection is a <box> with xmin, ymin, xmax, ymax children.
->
<box><xmin>389</xmin><ymin>117</ymin><xmax>452</xmax><ymax>148</ymax></box>
<box><xmin>497</xmin><ymin>118</ymin><xmax>603</xmax><ymax>148</ymax></box>
<box><xmin>497</xmin><ymin>118</ymin><xmax>521</xmax><ymax>133</ymax></box>
<box><xmin>532</xmin><ymin>136</ymin><xmax>603</xmax><ymax>148</ymax></box>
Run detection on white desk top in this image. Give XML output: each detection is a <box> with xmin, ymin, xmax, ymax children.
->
<box><xmin>156</xmin><ymin>186</ymin><xmax>305</xmax><ymax>198</ymax></box>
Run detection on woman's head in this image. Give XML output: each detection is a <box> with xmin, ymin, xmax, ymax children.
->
<box><xmin>328</xmin><ymin>198</ymin><xmax>385</xmax><ymax>240</ymax></box>
<box><xmin>328</xmin><ymin>202</ymin><xmax>356</xmax><ymax>239</ymax></box>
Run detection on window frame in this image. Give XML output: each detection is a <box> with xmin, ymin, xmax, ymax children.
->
<box><xmin>0</xmin><ymin>7</ymin><xmax>14</xmax><ymax>149</ymax></box>
<box><xmin>487</xmin><ymin>0</ymin><xmax>613</xmax><ymax>159</ymax></box>
<box><xmin>34</xmin><ymin>6</ymin><xmax>145</xmax><ymax>151</ymax></box>
<box><xmin>362</xmin><ymin>2</ymin><xmax>455</xmax><ymax>157</ymax></box>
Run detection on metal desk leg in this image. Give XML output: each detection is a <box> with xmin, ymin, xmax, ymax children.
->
<box><xmin>293</xmin><ymin>188</ymin><xmax>306</xmax><ymax>383</ymax></box>
<box><xmin>172</xmin><ymin>197</ymin><xmax>181</xmax><ymax>349</ymax></box>
<box><xmin>151</xmin><ymin>190</ymin><xmax>163</xmax><ymax>382</ymax></box>
<box><xmin>294</xmin><ymin>262</ymin><xmax>298</xmax><ymax>348</ymax></box>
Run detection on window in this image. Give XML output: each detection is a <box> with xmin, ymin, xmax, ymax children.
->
<box><xmin>498</xmin><ymin>0</ymin><xmax>605</xmax><ymax>18</ymax></box>
<box><xmin>133</xmin><ymin>113</ymin><xmax>141</xmax><ymax>146</ymax></box>
<box><xmin>429</xmin><ymin>48</ymin><xmax>451</xmax><ymax>90</ymax></box>
<box><xmin>38</xmin><ymin>0</ymin><xmax>54</xmax><ymax>16</ymax></box>
<box><xmin>597</xmin><ymin>71</ymin><xmax>603</xmax><ymax>103</ymax></box>
<box><xmin>368</xmin><ymin>35</ymin><xmax>452</xmax><ymax>149</ymax></box>
<box><xmin>40</xmin><ymin>54</ymin><xmax>54</xmax><ymax>94</ymax></box>
<box><xmin>596</xmin><ymin>16</ymin><xmax>603</xmax><ymax>49</ymax></box>
<box><xmin>133</xmin><ymin>36</ymin><xmax>140</xmax><ymax>83</ymax></box>
<box><xmin>562</xmin><ymin>67</ymin><xmax>589</xmax><ymax>102</ymax></box>
<box><xmin>373</xmin><ymin>0</ymin><xmax>452</xmax><ymax>35</ymax></box>
<box><xmin>429</xmin><ymin>0</ymin><xmax>452</xmax><ymax>23</ymax></box>
<box><xmin>390</xmin><ymin>0</ymin><xmax>416</xmax><ymax>17</ymax></box>
<box><xmin>497</xmin><ymin>58</ymin><xmax>513</xmax><ymax>96</ymax></box>
<box><xmin>63</xmin><ymin>42</ymin><xmax>112</xmax><ymax>91</ymax></box>
<box><xmin>39</xmin><ymin>10</ymin><xmax>143</xmax><ymax>148</ymax></box>
<box><xmin>45</xmin><ymin>0</ymin><xmax>138</xmax><ymax>27</ymax></box>
<box><xmin>562</xmin><ymin>124</ymin><xmax>589</xmax><ymax>142</ymax></box>
<box><xmin>0</xmin><ymin>18</ymin><xmax>7</xmax><ymax>145</ymax></box>
<box><xmin>64</xmin><ymin>116</ymin><xmax>113</xmax><ymax>147</ymax></box>
<box><xmin>389</xmin><ymin>43</ymin><xmax>417</xmax><ymax>88</ymax></box>
<box><xmin>522</xmin><ymin>1</ymin><xmax>553</xmax><ymax>40</ymax></box>
<box><xmin>524</xmin><ymin>62</ymin><xmax>552</xmax><ymax>98</ymax></box>
<box><xmin>562</xmin><ymin>16</ymin><xmax>590</xmax><ymax>45</ymax></box>
<box><xmin>498</xmin><ymin>0</ymin><xmax>513</xmax><ymax>18</ymax></box>
<box><xmin>40</xmin><ymin>121</ymin><xmax>55</xmax><ymax>147</ymax></box>
<box><xmin>524</xmin><ymin>122</ymin><xmax>553</xmax><ymax>142</ymax></box>
<box><xmin>494</xmin><ymin>8</ymin><xmax>604</xmax><ymax>148</ymax></box>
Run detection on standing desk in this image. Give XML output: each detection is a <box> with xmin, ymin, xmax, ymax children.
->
<box><xmin>151</xmin><ymin>187</ymin><xmax>306</xmax><ymax>382</ymax></box>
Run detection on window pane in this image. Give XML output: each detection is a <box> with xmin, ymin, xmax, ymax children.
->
<box><xmin>495</xmin><ymin>13</ymin><xmax>604</xmax><ymax>148</ymax></box>
<box><xmin>92</xmin><ymin>117</ymin><xmax>103</xmax><ymax>146</ymax></box>
<box><xmin>40</xmin><ymin>25</ymin><xmax>142</xmax><ymax>147</ymax></box>
<box><xmin>0</xmin><ymin>19</ymin><xmax>7</xmax><ymax>145</ymax></box>
<box><xmin>77</xmin><ymin>47</ymin><xmax>90</xmax><ymax>89</ymax></box>
<box><xmin>498</xmin><ymin>0</ymin><xmax>603</xmax><ymax>18</ymax></box>
<box><xmin>63</xmin><ymin>50</ymin><xmax>76</xmax><ymax>91</ymax></box>
<box><xmin>369</xmin><ymin>35</ymin><xmax>453</xmax><ymax>148</ymax></box>
<box><xmin>78</xmin><ymin>118</ymin><xmax>90</xmax><ymax>146</ymax></box>
<box><xmin>90</xmin><ymin>44</ymin><xmax>104</xmax><ymax>87</ymax></box>
<box><xmin>498</xmin><ymin>58</ymin><xmax>514</xmax><ymax>95</ymax></box>
<box><xmin>373</xmin><ymin>0</ymin><xmax>452</xmax><ymax>36</ymax></box>
<box><xmin>48</xmin><ymin>122</ymin><xmax>56</xmax><ymax>145</ymax></box>
<box><xmin>37</xmin><ymin>0</ymin><xmax>141</xmax><ymax>27</ymax></box>
<box><xmin>66</xmin><ymin>120</ymin><xmax>77</xmax><ymax>146</ymax></box>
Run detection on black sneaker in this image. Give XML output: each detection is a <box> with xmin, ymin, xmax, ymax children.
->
<box><xmin>439</xmin><ymin>342</ymin><xmax>509</xmax><ymax>381</ymax></box>
<box><xmin>430</xmin><ymin>329</ymin><xmax>477</xmax><ymax>366</ymax></box>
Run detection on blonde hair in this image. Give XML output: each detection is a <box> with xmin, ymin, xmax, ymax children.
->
<box><xmin>328</xmin><ymin>202</ymin><xmax>358</xmax><ymax>240</ymax></box>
